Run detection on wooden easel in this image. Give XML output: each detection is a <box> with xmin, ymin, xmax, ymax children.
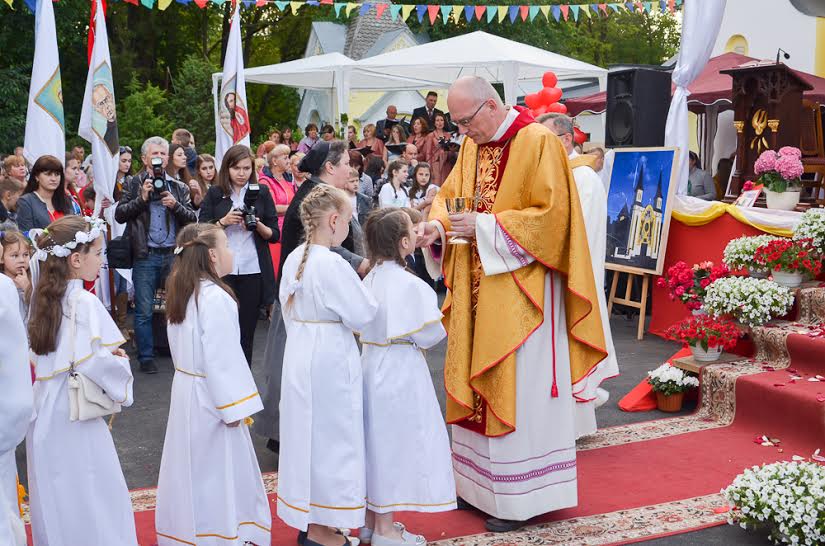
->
<box><xmin>606</xmin><ymin>264</ymin><xmax>650</xmax><ymax>341</ymax></box>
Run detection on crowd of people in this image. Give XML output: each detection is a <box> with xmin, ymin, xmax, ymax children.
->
<box><xmin>0</xmin><ymin>83</ymin><xmax>615</xmax><ymax>546</ymax></box>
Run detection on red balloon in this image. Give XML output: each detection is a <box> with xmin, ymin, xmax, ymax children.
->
<box><xmin>539</xmin><ymin>86</ymin><xmax>563</xmax><ymax>106</ymax></box>
<box><xmin>542</xmin><ymin>71</ymin><xmax>558</xmax><ymax>88</ymax></box>
<box><xmin>546</xmin><ymin>102</ymin><xmax>567</xmax><ymax>114</ymax></box>
<box><xmin>573</xmin><ymin>126</ymin><xmax>588</xmax><ymax>145</ymax></box>
<box><xmin>524</xmin><ymin>93</ymin><xmax>542</xmax><ymax>110</ymax></box>
<box><xmin>531</xmin><ymin>105</ymin><xmax>548</xmax><ymax>117</ymax></box>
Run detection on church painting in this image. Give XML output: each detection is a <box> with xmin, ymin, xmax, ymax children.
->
<box><xmin>605</xmin><ymin>147</ymin><xmax>679</xmax><ymax>275</ymax></box>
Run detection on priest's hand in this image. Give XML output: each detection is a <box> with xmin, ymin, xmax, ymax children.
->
<box><xmin>416</xmin><ymin>221</ymin><xmax>441</xmax><ymax>247</ymax></box>
<box><xmin>447</xmin><ymin>212</ymin><xmax>478</xmax><ymax>239</ymax></box>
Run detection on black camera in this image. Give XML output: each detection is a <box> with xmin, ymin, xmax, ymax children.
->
<box><xmin>240</xmin><ymin>183</ymin><xmax>260</xmax><ymax>232</ymax></box>
<box><xmin>150</xmin><ymin>157</ymin><xmax>166</xmax><ymax>199</ymax></box>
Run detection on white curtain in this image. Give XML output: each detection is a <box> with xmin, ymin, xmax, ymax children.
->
<box><xmin>665</xmin><ymin>0</ymin><xmax>727</xmax><ymax>195</ymax></box>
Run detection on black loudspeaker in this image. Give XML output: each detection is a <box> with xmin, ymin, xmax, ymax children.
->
<box><xmin>606</xmin><ymin>68</ymin><xmax>672</xmax><ymax>147</ymax></box>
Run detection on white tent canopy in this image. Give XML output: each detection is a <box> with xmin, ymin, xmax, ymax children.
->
<box><xmin>352</xmin><ymin>31</ymin><xmax>608</xmax><ymax>104</ymax></box>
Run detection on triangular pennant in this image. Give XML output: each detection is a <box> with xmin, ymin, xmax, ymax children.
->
<box><xmin>643</xmin><ymin>1</ymin><xmax>652</xmax><ymax>12</ymax></box>
<box><xmin>427</xmin><ymin>4</ymin><xmax>439</xmax><ymax>24</ymax></box>
<box><xmin>519</xmin><ymin>5</ymin><xmax>529</xmax><ymax>21</ymax></box>
<box><xmin>581</xmin><ymin>5</ymin><xmax>591</xmax><ymax>18</ymax></box>
<box><xmin>497</xmin><ymin>5</ymin><xmax>508</xmax><ymax>23</ymax></box>
<box><xmin>486</xmin><ymin>5</ymin><xmax>496</xmax><ymax>23</ymax></box>
<box><xmin>560</xmin><ymin>4</ymin><xmax>569</xmax><ymax>20</ymax></box>
<box><xmin>158</xmin><ymin>0</ymin><xmax>173</xmax><ymax>9</ymax></box>
<box><xmin>598</xmin><ymin>2</ymin><xmax>607</xmax><ymax>13</ymax></box>
<box><xmin>508</xmin><ymin>5</ymin><xmax>518</xmax><ymax>23</ymax></box>
<box><xmin>659</xmin><ymin>0</ymin><xmax>666</xmax><ymax>11</ymax></box>
<box><xmin>463</xmin><ymin>5</ymin><xmax>473</xmax><ymax>22</ymax></box>
<box><xmin>401</xmin><ymin>3</ymin><xmax>415</xmax><ymax>20</ymax></box>
<box><xmin>212</xmin><ymin>0</ymin><xmax>226</xmax><ymax>6</ymax></box>
<box><xmin>475</xmin><ymin>5</ymin><xmax>486</xmax><ymax>21</ymax></box>
<box><xmin>570</xmin><ymin>4</ymin><xmax>579</xmax><ymax>20</ymax></box>
<box><xmin>452</xmin><ymin>4</ymin><xmax>462</xmax><ymax>21</ymax></box>
<box><xmin>551</xmin><ymin>5</ymin><xmax>561</xmax><ymax>21</ymax></box>
<box><xmin>389</xmin><ymin>4</ymin><xmax>401</xmax><ymax>19</ymax></box>
<box><xmin>358</xmin><ymin>2</ymin><xmax>370</xmax><ymax>16</ymax></box>
<box><xmin>609</xmin><ymin>3</ymin><xmax>621</xmax><ymax>12</ymax></box>
<box><xmin>290</xmin><ymin>1</ymin><xmax>303</xmax><ymax>13</ymax></box>
<box><xmin>591</xmin><ymin>4</ymin><xmax>600</xmax><ymax>15</ymax></box>
<box><xmin>242</xmin><ymin>0</ymin><xmax>255</xmax><ymax>7</ymax></box>
<box><xmin>140</xmin><ymin>0</ymin><xmax>155</xmax><ymax>9</ymax></box>
<box><xmin>177</xmin><ymin>0</ymin><xmax>193</xmax><ymax>5</ymax></box>
<box><xmin>4</xmin><ymin>0</ymin><xmax>14</xmax><ymax>9</ymax></box>
<box><xmin>676</xmin><ymin>0</ymin><xmax>682</xmax><ymax>6</ymax></box>
<box><xmin>306</xmin><ymin>0</ymin><xmax>319</xmax><ymax>4</ymax></box>
<box><xmin>255</xmin><ymin>0</ymin><xmax>266</xmax><ymax>6</ymax></box>
<box><xmin>193</xmin><ymin>0</ymin><xmax>207</xmax><ymax>8</ymax></box>
<box><xmin>415</xmin><ymin>4</ymin><xmax>427</xmax><ymax>23</ymax></box>
<box><xmin>528</xmin><ymin>5</ymin><xmax>539</xmax><ymax>21</ymax></box>
<box><xmin>334</xmin><ymin>2</ymin><xmax>345</xmax><ymax>17</ymax></box>
<box><xmin>345</xmin><ymin>2</ymin><xmax>358</xmax><ymax>17</ymax></box>
<box><xmin>23</xmin><ymin>0</ymin><xmax>35</xmax><ymax>12</ymax></box>
<box><xmin>539</xmin><ymin>5</ymin><xmax>550</xmax><ymax>20</ymax></box>
<box><xmin>440</xmin><ymin>4</ymin><xmax>452</xmax><ymax>23</ymax></box>
<box><xmin>274</xmin><ymin>0</ymin><xmax>288</xmax><ymax>10</ymax></box>
<box><xmin>625</xmin><ymin>1</ymin><xmax>633</xmax><ymax>11</ymax></box>
<box><xmin>375</xmin><ymin>2</ymin><xmax>387</xmax><ymax>18</ymax></box>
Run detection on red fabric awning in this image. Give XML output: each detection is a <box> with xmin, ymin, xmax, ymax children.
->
<box><xmin>565</xmin><ymin>52</ymin><xmax>825</xmax><ymax>116</ymax></box>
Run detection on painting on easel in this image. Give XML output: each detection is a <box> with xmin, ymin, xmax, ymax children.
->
<box><xmin>605</xmin><ymin>147</ymin><xmax>680</xmax><ymax>276</ymax></box>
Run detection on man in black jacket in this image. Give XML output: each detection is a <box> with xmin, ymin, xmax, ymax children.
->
<box><xmin>412</xmin><ymin>91</ymin><xmax>447</xmax><ymax>131</ymax></box>
<box><xmin>115</xmin><ymin>136</ymin><xmax>197</xmax><ymax>374</ymax></box>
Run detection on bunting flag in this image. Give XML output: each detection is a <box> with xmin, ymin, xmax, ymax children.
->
<box><xmin>24</xmin><ymin>0</ymin><xmax>65</xmax><ymax>168</ymax></box>
<box><xmin>215</xmin><ymin>1</ymin><xmax>250</xmax><ymax>164</ymax></box>
<box><xmin>4</xmin><ymin>0</ymin><xmax>682</xmax><ymax>22</ymax></box>
<box><xmin>79</xmin><ymin>0</ymin><xmax>120</xmax><ymax>231</ymax></box>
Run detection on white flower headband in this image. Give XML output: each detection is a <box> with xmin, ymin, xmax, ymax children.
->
<box><xmin>29</xmin><ymin>217</ymin><xmax>107</xmax><ymax>262</ymax></box>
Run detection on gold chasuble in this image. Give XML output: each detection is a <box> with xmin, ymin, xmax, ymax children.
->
<box><xmin>568</xmin><ymin>153</ymin><xmax>599</xmax><ymax>171</ymax></box>
<box><xmin>430</xmin><ymin>107</ymin><xmax>607</xmax><ymax>437</ymax></box>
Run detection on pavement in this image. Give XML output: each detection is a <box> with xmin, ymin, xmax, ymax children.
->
<box><xmin>16</xmin><ymin>310</ymin><xmax>768</xmax><ymax>545</ymax></box>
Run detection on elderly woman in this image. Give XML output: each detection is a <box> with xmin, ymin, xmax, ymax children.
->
<box><xmin>3</xmin><ymin>155</ymin><xmax>28</xmax><ymax>185</ymax></box>
<box><xmin>358</xmin><ymin>123</ymin><xmax>387</xmax><ymax>164</ymax></box>
<box><xmin>258</xmin><ymin>144</ymin><xmax>295</xmax><ymax>278</ymax></box>
<box><xmin>688</xmin><ymin>151</ymin><xmax>716</xmax><ymax>201</ymax></box>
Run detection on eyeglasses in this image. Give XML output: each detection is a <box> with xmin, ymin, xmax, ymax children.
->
<box><xmin>119</xmin><ymin>146</ymin><xmax>132</xmax><ymax>154</ymax></box>
<box><xmin>455</xmin><ymin>101</ymin><xmax>489</xmax><ymax>127</ymax></box>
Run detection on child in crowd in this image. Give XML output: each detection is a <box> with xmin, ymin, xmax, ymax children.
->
<box><xmin>358</xmin><ymin>208</ymin><xmax>455</xmax><ymax>546</ymax></box>
<box><xmin>277</xmin><ymin>185</ymin><xmax>378</xmax><ymax>546</ymax></box>
<box><xmin>0</xmin><ymin>229</ymin><xmax>31</xmax><ymax>322</ymax></box>
<box><xmin>408</xmin><ymin>163</ymin><xmax>437</xmax><ymax>220</ymax></box>
<box><xmin>25</xmin><ymin>216</ymin><xmax>136</xmax><ymax>545</ymax></box>
<box><xmin>378</xmin><ymin>160</ymin><xmax>410</xmax><ymax>209</ymax></box>
<box><xmin>155</xmin><ymin>223</ymin><xmax>271</xmax><ymax>546</ymax></box>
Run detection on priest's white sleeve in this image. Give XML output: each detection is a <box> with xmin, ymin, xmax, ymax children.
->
<box><xmin>422</xmin><ymin>221</ymin><xmax>446</xmax><ymax>280</ymax></box>
<box><xmin>475</xmin><ymin>213</ymin><xmax>535</xmax><ymax>275</ymax></box>
<box><xmin>200</xmin><ymin>288</ymin><xmax>264</xmax><ymax>423</ymax></box>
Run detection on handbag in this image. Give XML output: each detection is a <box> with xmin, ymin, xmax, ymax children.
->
<box><xmin>66</xmin><ymin>292</ymin><xmax>122</xmax><ymax>422</ymax></box>
<box><xmin>106</xmin><ymin>229</ymin><xmax>132</xmax><ymax>269</ymax></box>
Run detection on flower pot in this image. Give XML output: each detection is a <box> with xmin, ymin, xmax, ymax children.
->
<box><xmin>690</xmin><ymin>343</ymin><xmax>723</xmax><ymax>362</ymax></box>
<box><xmin>748</xmin><ymin>267</ymin><xmax>768</xmax><ymax>279</ymax></box>
<box><xmin>771</xmin><ymin>270</ymin><xmax>803</xmax><ymax>288</ymax></box>
<box><xmin>764</xmin><ymin>190</ymin><xmax>800</xmax><ymax>211</ymax></box>
<box><xmin>656</xmin><ymin>391</ymin><xmax>685</xmax><ymax>412</ymax></box>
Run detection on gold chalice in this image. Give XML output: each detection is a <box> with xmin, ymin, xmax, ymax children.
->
<box><xmin>445</xmin><ymin>197</ymin><xmax>472</xmax><ymax>245</ymax></box>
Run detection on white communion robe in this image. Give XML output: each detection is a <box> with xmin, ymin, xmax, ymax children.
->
<box><xmin>0</xmin><ymin>275</ymin><xmax>33</xmax><ymax>546</ymax></box>
<box><xmin>277</xmin><ymin>244</ymin><xmax>379</xmax><ymax>532</ymax></box>
<box><xmin>569</xmin><ymin>151</ymin><xmax>620</xmax><ymax>439</ymax></box>
<box><xmin>26</xmin><ymin>279</ymin><xmax>137</xmax><ymax>546</ymax></box>
<box><xmin>360</xmin><ymin>262</ymin><xmax>456</xmax><ymax>514</ymax></box>
<box><xmin>156</xmin><ymin>280</ymin><xmax>271</xmax><ymax>546</ymax></box>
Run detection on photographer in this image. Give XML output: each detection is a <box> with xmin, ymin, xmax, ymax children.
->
<box><xmin>200</xmin><ymin>144</ymin><xmax>279</xmax><ymax>366</ymax></box>
<box><xmin>115</xmin><ymin>136</ymin><xmax>197</xmax><ymax>374</ymax></box>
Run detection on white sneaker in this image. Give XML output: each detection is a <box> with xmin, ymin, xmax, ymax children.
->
<box><xmin>358</xmin><ymin>527</ymin><xmax>373</xmax><ymax>544</ymax></box>
<box><xmin>371</xmin><ymin>528</ymin><xmax>426</xmax><ymax>546</ymax></box>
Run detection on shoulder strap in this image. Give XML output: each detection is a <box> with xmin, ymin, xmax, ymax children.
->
<box><xmin>68</xmin><ymin>290</ymin><xmax>79</xmax><ymax>371</ymax></box>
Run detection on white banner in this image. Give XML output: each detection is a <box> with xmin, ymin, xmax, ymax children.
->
<box><xmin>24</xmin><ymin>0</ymin><xmax>65</xmax><ymax>167</ymax></box>
<box><xmin>215</xmin><ymin>2</ymin><xmax>251</xmax><ymax>164</ymax></box>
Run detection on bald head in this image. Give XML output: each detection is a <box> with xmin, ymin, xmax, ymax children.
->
<box><xmin>447</xmin><ymin>76</ymin><xmax>507</xmax><ymax>144</ymax></box>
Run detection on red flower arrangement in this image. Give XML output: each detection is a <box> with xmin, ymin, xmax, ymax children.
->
<box><xmin>754</xmin><ymin>237</ymin><xmax>822</xmax><ymax>276</ymax></box>
<box><xmin>666</xmin><ymin>315</ymin><xmax>742</xmax><ymax>351</ymax></box>
<box><xmin>656</xmin><ymin>261</ymin><xmax>730</xmax><ymax>311</ymax></box>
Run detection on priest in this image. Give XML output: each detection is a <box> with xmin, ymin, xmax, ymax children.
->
<box><xmin>418</xmin><ymin>76</ymin><xmax>607</xmax><ymax>532</ymax></box>
<box><xmin>539</xmin><ymin>113</ymin><xmax>619</xmax><ymax>439</ymax></box>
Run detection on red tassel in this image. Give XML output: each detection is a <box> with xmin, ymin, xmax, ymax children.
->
<box><xmin>550</xmin><ymin>271</ymin><xmax>559</xmax><ymax>398</ymax></box>
<box><xmin>551</xmin><ymin>383</ymin><xmax>559</xmax><ymax>398</ymax></box>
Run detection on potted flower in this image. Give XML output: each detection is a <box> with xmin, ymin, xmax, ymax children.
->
<box><xmin>793</xmin><ymin>208</ymin><xmax>825</xmax><ymax>256</ymax></box>
<box><xmin>666</xmin><ymin>315</ymin><xmax>742</xmax><ymax>362</ymax></box>
<box><xmin>703</xmin><ymin>277</ymin><xmax>795</xmax><ymax>328</ymax></box>
<box><xmin>754</xmin><ymin>147</ymin><xmax>804</xmax><ymax>210</ymax></box>
<box><xmin>646</xmin><ymin>363</ymin><xmax>700</xmax><ymax>412</ymax></box>
<box><xmin>656</xmin><ymin>260</ymin><xmax>730</xmax><ymax>313</ymax></box>
<box><xmin>754</xmin><ymin>237</ymin><xmax>821</xmax><ymax>288</ymax></box>
<box><xmin>723</xmin><ymin>234</ymin><xmax>782</xmax><ymax>278</ymax></box>
<box><xmin>722</xmin><ymin>461</ymin><xmax>825</xmax><ymax>545</ymax></box>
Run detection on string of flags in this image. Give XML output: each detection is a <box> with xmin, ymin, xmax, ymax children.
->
<box><xmin>6</xmin><ymin>0</ymin><xmax>683</xmax><ymax>22</ymax></box>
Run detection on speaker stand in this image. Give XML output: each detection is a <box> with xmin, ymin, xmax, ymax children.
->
<box><xmin>606</xmin><ymin>265</ymin><xmax>650</xmax><ymax>341</ymax></box>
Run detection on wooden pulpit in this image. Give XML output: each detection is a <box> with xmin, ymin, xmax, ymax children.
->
<box><xmin>722</xmin><ymin>62</ymin><xmax>813</xmax><ymax>199</ymax></box>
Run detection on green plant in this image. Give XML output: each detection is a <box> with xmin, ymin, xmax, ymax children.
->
<box><xmin>118</xmin><ymin>77</ymin><xmax>175</xmax><ymax>150</ymax></box>
<box><xmin>646</xmin><ymin>364</ymin><xmax>699</xmax><ymax>396</ymax></box>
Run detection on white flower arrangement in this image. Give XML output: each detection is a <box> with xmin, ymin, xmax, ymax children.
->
<box><xmin>703</xmin><ymin>277</ymin><xmax>794</xmax><ymax>327</ymax></box>
<box><xmin>793</xmin><ymin>208</ymin><xmax>825</xmax><ymax>253</ymax></box>
<box><xmin>722</xmin><ymin>461</ymin><xmax>825</xmax><ymax>545</ymax></box>
<box><xmin>29</xmin><ymin>216</ymin><xmax>106</xmax><ymax>262</ymax></box>
<box><xmin>646</xmin><ymin>363</ymin><xmax>699</xmax><ymax>396</ymax></box>
<box><xmin>723</xmin><ymin>234</ymin><xmax>782</xmax><ymax>272</ymax></box>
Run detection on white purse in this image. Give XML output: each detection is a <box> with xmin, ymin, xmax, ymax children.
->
<box><xmin>66</xmin><ymin>292</ymin><xmax>122</xmax><ymax>422</ymax></box>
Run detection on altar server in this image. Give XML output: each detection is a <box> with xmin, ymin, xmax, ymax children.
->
<box><xmin>358</xmin><ymin>208</ymin><xmax>455</xmax><ymax>546</ymax></box>
<box><xmin>277</xmin><ymin>185</ymin><xmax>378</xmax><ymax>546</ymax></box>
<box><xmin>26</xmin><ymin>216</ymin><xmax>137</xmax><ymax>546</ymax></box>
<box><xmin>0</xmin><ymin>272</ymin><xmax>32</xmax><ymax>546</ymax></box>
<box><xmin>156</xmin><ymin>223</ymin><xmax>270</xmax><ymax>546</ymax></box>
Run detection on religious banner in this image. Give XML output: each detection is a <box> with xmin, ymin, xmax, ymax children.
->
<box><xmin>24</xmin><ymin>0</ymin><xmax>65</xmax><ymax>168</ymax></box>
<box><xmin>215</xmin><ymin>1</ymin><xmax>251</xmax><ymax>164</ymax></box>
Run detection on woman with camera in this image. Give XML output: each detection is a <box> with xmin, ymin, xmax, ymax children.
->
<box><xmin>422</xmin><ymin>111</ymin><xmax>453</xmax><ymax>186</ymax></box>
<box><xmin>200</xmin><ymin>145</ymin><xmax>279</xmax><ymax>366</ymax></box>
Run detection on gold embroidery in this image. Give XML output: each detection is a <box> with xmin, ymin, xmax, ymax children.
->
<box><xmin>215</xmin><ymin>392</ymin><xmax>259</xmax><ymax>410</ymax></box>
<box><xmin>366</xmin><ymin>499</ymin><xmax>457</xmax><ymax>509</ymax></box>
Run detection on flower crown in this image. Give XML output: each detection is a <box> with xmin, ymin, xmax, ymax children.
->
<box><xmin>29</xmin><ymin>217</ymin><xmax>106</xmax><ymax>262</ymax></box>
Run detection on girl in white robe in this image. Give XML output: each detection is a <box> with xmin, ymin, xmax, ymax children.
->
<box><xmin>156</xmin><ymin>223</ymin><xmax>270</xmax><ymax>546</ymax></box>
<box><xmin>359</xmin><ymin>208</ymin><xmax>455</xmax><ymax>546</ymax></box>
<box><xmin>277</xmin><ymin>185</ymin><xmax>378</xmax><ymax>546</ymax></box>
<box><xmin>25</xmin><ymin>216</ymin><xmax>137</xmax><ymax>546</ymax></box>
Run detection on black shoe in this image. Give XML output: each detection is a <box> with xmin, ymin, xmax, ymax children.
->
<box><xmin>266</xmin><ymin>438</ymin><xmax>280</xmax><ymax>454</ymax></box>
<box><xmin>139</xmin><ymin>360</ymin><xmax>158</xmax><ymax>374</ymax></box>
<box><xmin>485</xmin><ymin>517</ymin><xmax>526</xmax><ymax>533</ymax></box>
<box><xmin>456</xmin><ymin>496</ymin><xmax>474</xmax><ymax>511</ymax></box>
<box><xmin>297</xmin><ymin>530</ymin><xmax>306</xmax><ymax>545</ymax></box>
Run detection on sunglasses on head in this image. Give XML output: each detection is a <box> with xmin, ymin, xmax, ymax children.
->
<box><xmin>119</xmin><ymin>146</ymin><xmax>132</xmax><ymax>154</ymax></box>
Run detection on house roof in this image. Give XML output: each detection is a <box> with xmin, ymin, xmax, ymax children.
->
<box><xmin>344</xmin><ymin>2</ymin><xmax>413</xmax><ymax>60</ymax></box>
<box><xmin>310</xmin><ymin>22</ymin><xmax>347</xmax><ymax>55</ymax></box>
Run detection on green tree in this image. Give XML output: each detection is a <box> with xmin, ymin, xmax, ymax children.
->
<box><xmin>167</xmin><ymin>54</ymin><xmax>218</xmax><ymax>154</ymax></box>
<box><xmin>118</xmin><ymin>77</ymin><xmax>174</xmax><ymax>150</ymax></box>
<box><xmin>0</xmin><ymin>66</ymin><xmax>30</xmax><ymax>153</ymax></box>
